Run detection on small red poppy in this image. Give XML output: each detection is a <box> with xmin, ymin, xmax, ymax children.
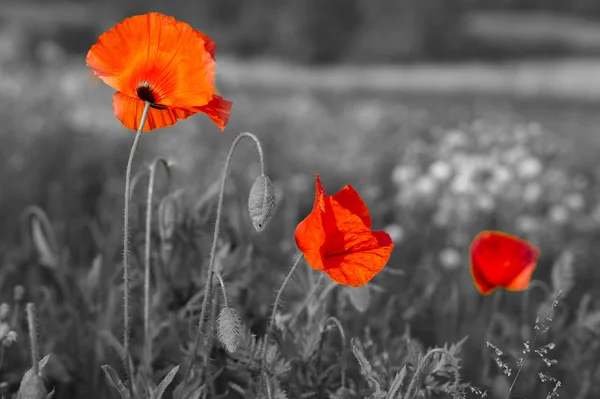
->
<box><xmin>295</xmin><ymin>175</ymin><xmax>394</xmax><ymax>287</ymax></box>
<box><xmin>86</xmin><ymin>12</ymin><xmax>232</xmax><ymax>132</ymax></box>
<box><xmin>470</xmin><ymin>230</ymin><xmax>540</xmax><ymax>295</ymax></box>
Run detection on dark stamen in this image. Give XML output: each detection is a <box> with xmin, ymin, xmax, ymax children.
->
<box><xmin>136</xmin><ymin>81</ymin><xmax>157</xmax><ymax>104</ymax></box>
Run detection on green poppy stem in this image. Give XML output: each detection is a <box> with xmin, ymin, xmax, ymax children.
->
<box><xmin>123</xmin><ymin>101</ymin><xmax>151</xmax><ymax>390</ymax></box>
<box><xmin>261</xmin><ymin>254</ymin><xmax>304</xmax><ymax>372</ymax></box>
<box><xmin>183</xmin><ymin>132</ymin><xmax>266</xmax><ymax>382</ymax></box>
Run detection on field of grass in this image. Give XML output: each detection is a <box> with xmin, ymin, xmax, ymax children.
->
<box><xmin>1</xmin><ymin>57</ymin><xmax>600</xmax><ymax>398</ymax></box>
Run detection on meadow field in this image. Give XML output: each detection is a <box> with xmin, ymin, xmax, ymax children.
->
<box><xmin>1</xmin><ymin>51</ymin><xmax>600</xmax><ymax>399</ymax></box>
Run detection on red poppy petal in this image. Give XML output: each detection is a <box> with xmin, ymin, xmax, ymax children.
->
<box><xmin>505</xmin><ymin>262</ymin><xmax>537</xmax><ymax>291</ymax></box>
<box><xmin>323</xmin><ymin>230</ymin><xmax>393</xmax><ymax>287</ymax></box>
<box><xmin>195</xmin><ymin>30</ymin><xmax>216</xmax><ymax>59</ymax></box>
<box><xmin>321</xmin><ymin>196</ymin><xmax>374</xmax><ymax>255</ymax></box>
<box><xmin>295</xmin><ymin>213</ymin><xmax>326</xmax><ymax>271</ymax></box>
<box><xmin>332</xmin><ymin>184</ymin><xmax>372</xmax><ymax>228</ymax></box>
<box><xmin>87</xmin><ymin>13</ymin><xmax>215</xmax><ymax>107</ymax></box>
<box><xmin>294</xmin><ymin>176</ymin><xmax>328</xmax><ymax>270</ymax></box>
<box><xmin>113</xmin><ymin>92</ymin><xmax>197</xmax><ymax>132</ymax></box>
<box><xmin>469</xmin><ymin>257</ymin><xmax>497</xmax><ymax>295</ymax></box>
<box><xmin>470</xmin><ymin>230</ymin><xmax>540</xmax><ymax>291</ymax></box>
<box><xmin>193</xmin><ymin>95</ymin><xmax>232</xmax><ymax>131</ymax></box>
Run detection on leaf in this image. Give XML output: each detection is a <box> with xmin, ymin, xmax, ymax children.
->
<box><xmin>388</xmin><ymin>365</ymin><xmax>408</xmax><ymax>399</ymax></box>
<box><xmin>351</xmin><ymin>337</ymin><xmax>386</xmax><ymax>398</ymax></box>
<box><xmin>31</xmin><ymin>217</ymin><xmax>58</xmax><ymax>269</ymax></box>
<box><xmin>345</xmin><ymin>284</ymin><xmax>371</xmax><ymax>313</ymax></box>
<box><xmin>152</xmin><ymin>365</ymin><xmax>180</xmax><ymax>399</ymax></box>
<box><xmin>39</xmin><ymin>354</ymin><xmax>51</xmax><ymax>372</ymax></box>
<box><xmin>172</xmin><ymin>378</ymin><xmax>204</xmax><ymax>399</ymax></box>
<box><xmin>101</xmin><ymin>365</ymin><xmax>131</xmax><ymax>399</ymax></box>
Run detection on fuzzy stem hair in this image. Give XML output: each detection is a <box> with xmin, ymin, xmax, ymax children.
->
<box><xmin>122</xmin><ymin>100</ymin><xmax>151</xmax><ymax>390</ymax></box>
<box><xmin>184</xmin><ymin>132</ymin><xmax>266</xmax><ymax>382</ymax></box>
<box><xmin>261</xmin><ymin>254</ymin><xmax>304</xmax><ymax>372</ymax></box>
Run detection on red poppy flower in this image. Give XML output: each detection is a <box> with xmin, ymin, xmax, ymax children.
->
<box><xmin>295</xmin><ymin>175</ymin><xmax>394</xmax><ymax>287</ymax></box>
<box><xmin>86</xmin><ymin>12</ymin><xmax>232</xmax><ymax>132</ymax></box>
<box><xmin>470</xmin><ymin>230</ymin><xmax>540</xmax><ymax>295</ymax></box>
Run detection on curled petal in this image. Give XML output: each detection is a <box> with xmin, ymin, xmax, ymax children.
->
<box><xmin>332</xmin><ymin>185</ymin><xmax>372</xmax><ymax>228</ymax></box>
<box><xmin>195</xmin><ymin>30</ymin><xmax>216</xmax><ymax>59</ymax></box>
<box><xmin>194</xmin><ymin>95</ymin><xmax>232</xmax><ymax>131</ymax></box>
<box><xmin>113</xmin><ymin>92</ymin><xmax>196</xmax><ymax>132</ymax></box>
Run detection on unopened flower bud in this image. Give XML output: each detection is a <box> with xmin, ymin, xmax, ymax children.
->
<box><xmin>248</xmin><ymin>175</ymin><xmax>276</xmax><ymax>232</ymax></box>
<box><xmin>17</xmin><ymin>368</ymin><xmax>48</xmax><ymax>399</ymax></box>
<box><xmin>158</xmin><ymin>195</ymin><xmax>178</xmax><ymax>242</ymax></box>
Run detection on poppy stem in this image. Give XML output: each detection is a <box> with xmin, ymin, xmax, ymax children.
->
<box><xmin>26</xmin><ymin>303</ymin><xmax>39</xmax><ymax>375</ymax></box>
<box><xmin>215</xmin><ymin>271</ymin><xmax>228</xmax><ymax>305</ymax></box>
<box><xmin>480</xmin><ymin>290</ymin><xmax>502</xmax><ymax>383</ymax></box>
<box><xmin>260</xmin><ymin>254</ymin><xmax>304</xmax><ymax>375</ymax></box>
<box><xmin>184</xmin><ymin>132</ymin><xmax>266</xmax><ymax>382</ymax></box>
<box><xmin>143</xmin><ymin>158</ymin><xmax>170</xmax><ymax>370</ymax></box>
<box><xmin>122</xmin><ymin>100</ymin><xmax>151</xmax><ymax>391</ymax></box>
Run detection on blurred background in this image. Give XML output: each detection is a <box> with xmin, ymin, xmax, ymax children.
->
<box><xmin>2</xmin><ymin>1</ymin><xmax>600</xmax><ymax>398</ymax></box>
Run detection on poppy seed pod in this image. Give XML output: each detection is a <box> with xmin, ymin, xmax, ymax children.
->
<box><xmin>248</xmin><ymin>175</ymin><xmax>276</xmax><ymax>232</ymax></box>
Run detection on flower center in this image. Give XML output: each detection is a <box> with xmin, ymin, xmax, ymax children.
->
<box><xmin>136</xmin><ymin>81</ymin><xmax>156</xmax><ymax>103</ymax></box>
<box><xmin>136</xmin><ymin>81</ymin><xmax>167</xmax><ymax>110</ymax></box>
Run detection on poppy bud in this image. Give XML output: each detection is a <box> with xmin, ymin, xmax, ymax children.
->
<box><xmin>217</xmin><ymin>306</ymin><xmax>241</xmax><ymax>353</ymax></box>
<box><xmin>248</xmin><ymin>175</ymin><xmax>276</xmax><ymax>232</ymax></box>
<box><xmin>17</xmin><ymin>368</ymin><xmax>49</xmax><ymax>399</ymax></box>
<box><xmin>158</xmin><ymin>195</ymin><xmax>178</xmax><ymax>242</ymax></box>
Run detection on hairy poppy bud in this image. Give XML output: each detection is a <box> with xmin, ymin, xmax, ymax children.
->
<box><xmin>248</xmin><ymin>175</ymin><xmax>276</xmax><ymax>232</ymax></box>
<box><xmin>158</xmin><ymin>195</ymin><xmax>178</xmax><ymax>242</ymax></box>
<box><xmin>17</xmin><ymin>368</ymin><xmax>49</xmax><ymax>399</ymax></box>
<box><xmin>217</xmin><ymin>306</ymin><xmax>241</xmax><ymax>353</ymax></box>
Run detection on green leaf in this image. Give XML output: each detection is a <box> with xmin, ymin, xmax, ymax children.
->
<box><xmin>101</xmin><ymin>365</ymin><xmax>131</xmax><ymax>399</ymax></box>
<box><xmin>152</xmin><ymin>365</ymin><xmax>180</xmax><ymax>399</ymax></box>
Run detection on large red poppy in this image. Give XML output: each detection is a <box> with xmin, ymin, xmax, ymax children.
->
<box><xmin>470</xmin><ymin>230</ymin><xmax>540</xmax><ymax>295</ymax></box>
<box><xmin>295</xmin><ymin>175</ymin><xmax>394</xmax><ymax>287</ymax></box>
<box><xmin>86</xmin><ymin>12</ymin><xmax>232</xmax><ymax>132</ymax></box>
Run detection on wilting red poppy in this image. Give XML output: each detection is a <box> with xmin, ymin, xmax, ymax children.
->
<box><xmin>470</xmin><ymin>230</ymin><xmax>540</xmax><ymax>295</ymax></box>
<box><xmin>295</xmin><ymin>175</ymin><xmax>394</xmax><ymax>287</ymax></box>
<box><xmin>86</xmin><ymin>12</ymin><xmax>232</xmax><ymax>132</ymax></box>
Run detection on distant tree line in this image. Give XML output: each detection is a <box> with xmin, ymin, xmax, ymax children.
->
<box><xmin>6</xmin><ymin>0</ymin><xmax>600</xmax><ymax>64</ymax></box>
